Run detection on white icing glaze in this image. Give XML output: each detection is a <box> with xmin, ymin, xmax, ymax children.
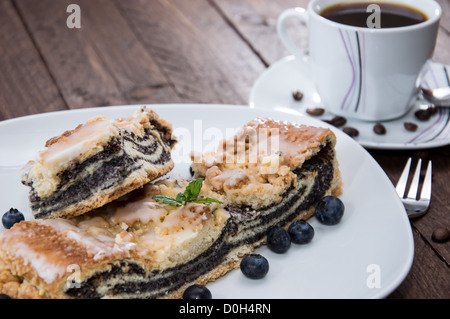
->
<box><xmin>23</xmin><ymin>119</ymin><xmax>119</xmax><ymax>198</ymax></box>
<box><xmin>1</xmin><ymin>238</ymin><xmax>66</xmax><ymax>284</ymax></box>
<box><xmin>0</xmin><ymin>184</ymin><xmax>218</xmax><ymax>284</ymax></box>
<box><xmin>42</xmin><ymin>219</ymin><xmax>120</xmax><ymax>260</ymax></box>
<box><xmin>21</xmin><ymin>107</ymin><xmax>157</xmax><ymax>198</ymax></box>
<box><xmin>110</xmin><ymin>200</ymin><xmax>167</xmax><ymax>226</ymax></box>
<box><xmin>37</xmin><ymin>119</ymin><xmax>117</xmax><ymax>166</ymax></box>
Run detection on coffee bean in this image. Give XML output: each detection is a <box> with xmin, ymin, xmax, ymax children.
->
<box><xmin>404</xmin><ymin>122</ymin><xmax>418</xmax><ymax>132</ymax></box>
<box><xmin>343</xmin><ymin>127</ymin><xmax>359</xmax><ymax>138</ymax></box>
<box><xmin>306</xmin><ymin>107</ymin><xmax>325</xmax><ymax>116</ymax></box>
<box><xmin>331</xmin><ymin>116</ymin><xmax>346</xmax><ymax>127</ymax></box>
<box><xmin>373</xmin><ymin>123</ymin><xmax>386</xmax><ymax>135</ymax></box>
<box><xmin>428</xmin><ymin>105</ymin><xmax>438</xmax><ymax>115</ymax></box>
<box><xmin>414</xmin><ymin>109</ymin><xmax>432</xmax><ymax>121</ymax></box>
<box><xmin>292</xmin><ymin>91</ymin><xmax>304</xmax><ymax>101</ymax></box>
<box><xmin>431</xmin><ymin>227</ymin><xmax>450</xmax><ymax>243</ymax></box>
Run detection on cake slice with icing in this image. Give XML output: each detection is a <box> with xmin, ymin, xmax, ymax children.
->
<box><xmin>21</xmin><ymin>107</ymin><xmax>176</xmax><ymax>219</ymax></box>
<box><xmin>192</xmin><ymin>117</ymin><xmax>343</xmax><ymax>248</ymax></box>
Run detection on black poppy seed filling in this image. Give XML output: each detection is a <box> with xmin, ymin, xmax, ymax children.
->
<box><xmin>149</xmin><ymin>119</ymin><xmax>175</xmax><ymax>148</ymax></box>
<box><xmin>226</xmin><ymin>142</ymin><xmax>334</xmax><ymax>247</ymax></box>
<box><xmin>27</xmin><ymin>127</ymin><xmax>173</xmax><ymax>219</ymax></box>
<box><xmin>64</xmin><ymin>220</ymin><xmax>235</xmax><ymax>299</ymax></box>
<box><xmin>64</xmin><ymin>143</ymin><xmax>335</xmax><ymax>299</ymax></box>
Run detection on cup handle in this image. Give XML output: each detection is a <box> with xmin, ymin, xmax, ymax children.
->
<box><xmin>277</xmin><ymin>7</ymin><xmax>309</xmax><ymax>61</ymax></box>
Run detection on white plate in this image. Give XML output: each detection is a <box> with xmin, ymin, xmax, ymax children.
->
<box><xmin>0</xmin><ymin>104</ymin><xmax>413</xmax><ymax>298</ymax></box>
<box><xmin>249</xmin><ymin>56</ymin><xmax>450</xmax><ymax>150</ymax></box>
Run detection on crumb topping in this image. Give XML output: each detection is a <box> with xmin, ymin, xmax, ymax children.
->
<box><xmin>191</xmin><ymin>118</ymin><xmax>334</xmax><ymax>209</ymax></box>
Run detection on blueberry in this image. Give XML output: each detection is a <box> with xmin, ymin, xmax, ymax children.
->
<box><xmin>2</xmin><ymin>208</ymin><xmax>25</xmax><ymax>229</ymax></box>
<box><xmin>288</xmin><ymin>220</ymin><xmax>314</xmax><ymax>244</ymax></box>
<box><xmin>240</xmin><ymin>254</ymin><xmax>269</xmax><ymax>279</ymax></box>
<box><xmin>267</xmin><ymin>227</ymin><xmax>291</xmax><ymax>253</ymax></box>
<box><xmin>182</xmin><ymin>284</ymin><xmax>212</xmax><ymax>299</ymax></box>
<box><xmin>315</xmin><ymin>196</ymin><xmax>345</xmax><ymax>225</ymax></box>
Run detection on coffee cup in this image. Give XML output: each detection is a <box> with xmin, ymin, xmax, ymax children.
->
<box><xmin>277</xmin><ymin>0</ymin><xmax>441</xmax><ymax>121</ymax></box>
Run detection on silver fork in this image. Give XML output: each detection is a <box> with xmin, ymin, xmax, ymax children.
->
<box><xmin>395</xmin><ymin>158</ymin><xmax>432</xmax><ymax>218</ymax></box>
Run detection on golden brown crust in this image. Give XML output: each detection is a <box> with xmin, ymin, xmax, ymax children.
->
<box><xmin>0</xmin><ymin>221</ymin><xmax>89</xmax><ymax>299</ymax></box>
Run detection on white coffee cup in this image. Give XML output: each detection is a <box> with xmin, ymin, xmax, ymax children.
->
<box><xmin>277</xmin><ymin>0</ymin><xmax>441</xmax><ymax>121</ymax></box>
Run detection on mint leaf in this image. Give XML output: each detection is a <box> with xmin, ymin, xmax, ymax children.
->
<box><xmin>192</xmin><ymin>198</ymin><xmax>223</xmax><ymax>204</ymax></box>
<box><xmin>152</xmin><ymin>195</ymin><xmax>182</xmax><ymax>206</ymax></box>
<box><xmin>183</xmin><ymin>178</ymin><xmax>204</xmax><ymax>201</ymax></box>
<box><xmin>176</xmin><ymin>192</ymin><xmax>187</xmax><ymax>203</ymax></box>
<box><xmin>152</xmin><ymin>178</ymin><xmax>221</xmax><ymax>207</ymax></box>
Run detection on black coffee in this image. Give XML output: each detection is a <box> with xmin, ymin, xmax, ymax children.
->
<box><xmin>320</xmin><ymin>2</ymin><xmax>427</xmax><ymax>28</ymax></box>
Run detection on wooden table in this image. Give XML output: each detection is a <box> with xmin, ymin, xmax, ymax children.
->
<box><xmin>0</xmin><ymin>0</ymin><xmax>448</xmax><ymax>299</ymax></box>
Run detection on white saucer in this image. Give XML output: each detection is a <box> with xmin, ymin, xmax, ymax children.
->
<box><xmin>249</xmin><ymin>56</ymin><xmax>450</xmax><ymax>150</ymax></box>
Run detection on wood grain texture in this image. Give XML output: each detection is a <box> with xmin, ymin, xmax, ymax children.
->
<box><xmin>14</xmin><ymin>0</ymin><xmax>124</xmax><ymax>108</ymax></box>
<box><xmin>0</xmin><ymin>0</ymin><xmax>66</xmax><ymax>120</ymax></box>
<box><xmin>436</xmin><ymin>0</ymin><xmax>450</xmax><ymax>33</ymax></box>
<box><xmin>388</xmin><ymin>227</ymin><xmax>450</xmax><ymax>298</ymax></box>
<box><xmin>116</xmin><ymin>0</ymin><xmax>259</xmax><ymax>105</ymax></box>
<box><xmin>213</xmin><ymin>0</ymin><xmax>310</xmax><ymax>66</ymax></box>
<box><xmin>171</xmin><ymin>0</ymin><xmax>266</xmax><ymax>102</ymax></box>
<box><xmin>14</xmin><ymin>0</ymin><xmax>181</xmax><ymax>108</ymax></box>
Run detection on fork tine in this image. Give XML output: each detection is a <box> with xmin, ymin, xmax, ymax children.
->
<box><xmin>419</xmin><ymin>160</ymin><xmax>432</xmax><ymax>201</ymax></box>
<box><xmin>407</xmin><ymin>158</ymin><xmax>422</xmax><ymax>200</ymax></box>
<box><xmin>396</xmin><ymin>157</ymin><xmax>411</xmax><ymax>198</ymax></box>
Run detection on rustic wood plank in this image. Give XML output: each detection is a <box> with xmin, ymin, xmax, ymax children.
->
<box><xmin>369</xmin><ymin>147</ymin><xmax>450</xmax><ymax>266</ymax></box>
<box><xmin>15</xmin><ymin>0</ymin><xmax>180</xmax><ymax>109</ymax></box>
<box><xmin>116</xmin><ymin>0</ymin><xmax>255</xmax><ymax>105</ymax></box>
<box><xmin>170</xmin><ymin>0</ymin><xmax>266</xmax><ymax>103</ymax></box>
<box><xmin>433</xmin><ymin>26</ymin><xmax>450</xmax><ymax>65</ymax></box>
<box><xmin>388</xmin><ymin>228</ymin><xmax>450</xmax><ymax>299</ymax></box>
<box><xmin>0</xmin><ymin>0</ymin><xmax>67</xmax><ymax>121</ymax></box>
<box><xmin>431</xmin><ymin>0</ymin><xmax>450</xmax><ymax>64</ymax></box>
<box><xmin>79</xmin><ymin>0</ymin><xmax>181</xmax><ymax>104</ymax></box>
<box><xmin>436</xmin><ymin>0</ymin><xmax>450</xmax><ymax>33</ymax></box>
<box><xmin>213</xmin><ymin>0</ymin><xmax>309</xmax><ymax>66</ymax></box>
<box><xmin>14</xmin><ymin>0</ymin><xmax>123</xmax><ymax>108</ymax></box>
